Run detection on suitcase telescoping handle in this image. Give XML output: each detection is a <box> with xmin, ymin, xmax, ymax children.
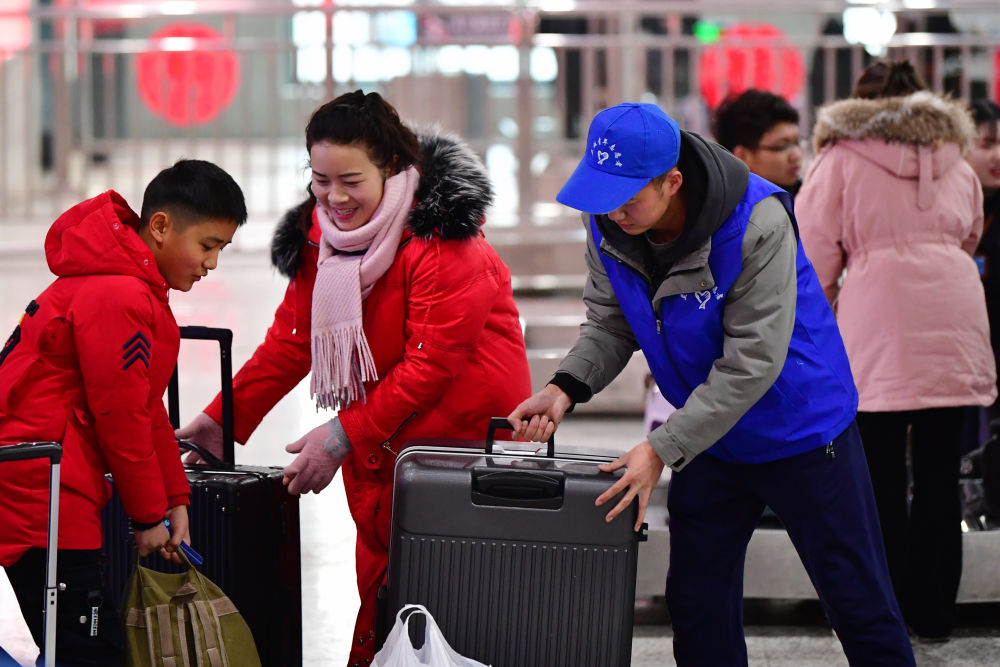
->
<box><xmin>0</xmin><ymin>442</ymin><xmax>62</xmax><ymax>667</ymax></box>
<box><xmin>167</xmin><ymin>326</ymin><xmax>235</xmax><ymax>464</ymax></box>
<box><xmin>486</xmin><ymin>417</ymin><xmax>555</xmax><ymax>458</ymax></box>
<box><xmin>0</xmin><ymin>441</ymin><xmax>62</xmax><ymax>464</ymax></box>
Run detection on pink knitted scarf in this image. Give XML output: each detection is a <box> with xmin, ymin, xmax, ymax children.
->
<box><xmin>311</xmin><ymin>166</ymin><xmax>420</xmax><ymax>410</ymax></box>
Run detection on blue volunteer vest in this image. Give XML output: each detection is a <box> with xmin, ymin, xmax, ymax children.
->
<box><xmin>593</xmin><ymin>174</ymin><xmax>858</xmax><ymax>463</ymax></box>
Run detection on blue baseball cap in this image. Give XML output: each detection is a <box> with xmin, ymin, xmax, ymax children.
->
<box><xmin>557</xmin><ymin>103</ymin><xmax>681</xmax><ymax>214</ymax></box>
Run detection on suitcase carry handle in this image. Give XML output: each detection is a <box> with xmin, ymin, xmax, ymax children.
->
<box><xmin>177</xmin><ymin>439</ymin><xmax>231</xmax><ymax>471</ymax></box>
<box><xmin>0</xmin><ymin>441</ymin><xmax>62</xmax><ymax>464</ymax></box>
<box><xmin>486</xmin><ymin>417</ymin><xmax>555</xmax><ymax>458</ymax></box>
<box><xmin>168</xmin><ymin>326</ymin><xmax>235</xmax><ymax>464</ymax></box>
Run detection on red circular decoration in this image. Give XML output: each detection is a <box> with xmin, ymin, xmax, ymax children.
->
<box><xmin>136</xmin><ymin>23</ymin><xmax>240</xmax><ymax>127</ymax></box>
<box><xmin>697</xmin><ymin>22</ymin><xmax>805</xmax><ymax>110</ymax></box>
<box><xmin>0</xmin><ymin>0</ymin><xmax>31</xmax><ymax>62</ymax></box>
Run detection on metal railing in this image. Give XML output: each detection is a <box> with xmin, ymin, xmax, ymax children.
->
<box><xmin>0</xmin><ymin>0</ymin><xmax>997</xmax><ymax>233</ymax></box>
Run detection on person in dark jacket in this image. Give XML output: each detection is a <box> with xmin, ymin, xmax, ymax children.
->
<box><xmin>970</xmin><ymin>99</ymin><xmax>1000</xmax><ymax>421</ymax></box>
<box><xmin>176</xmin><ymin>90</ymin><xmax>531</xmax><ymax>666</ymax></box>
<box><xmin>712</xmin><ymin>89</ymin><xmax>804</xmax><ymax>197</ymax></box>
<box><xmin>0</xmin><ymin>160</ymin><xmax>247</xmax><ymax>666</ymax></box>
<box><xmin>509</xmin><ymin>102</ymin><xmax>915</xmax><ymax>665</ymax></box>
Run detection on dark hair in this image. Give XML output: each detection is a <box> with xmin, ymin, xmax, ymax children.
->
<box><xmin>712</xmin><ymin>90</ymin><xmax>800</xmax><ymax>151</ymax></box>
<box><xmin>852</xmin><ymin>59</ymin><xmax>928</xmax><ymax>100</ymax></box>
<box><xmin>140</xmin><ymin>159</ymin><xmax>247</xmax><ymax>227</ymax></box>
<box><xmin>970</xmin><ymin>99</ymin><xmax>1000</xmax><ymax>127</ymax></box>
<box><xmin>305</xmin><ymin>90</ymin><xmax>422</xmax><ymax>174</ymax></box>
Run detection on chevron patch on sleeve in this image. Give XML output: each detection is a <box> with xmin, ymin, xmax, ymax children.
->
<box><xmin>122</xmin><ymin>331</ymin><xmax>151</xmax><ymax>370</ymax></box>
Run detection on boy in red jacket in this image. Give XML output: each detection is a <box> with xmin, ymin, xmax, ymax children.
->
<box><xmin>0</xmin><ymin>160</ymin><xmax>247</xmax><ymax>666</ymax></box>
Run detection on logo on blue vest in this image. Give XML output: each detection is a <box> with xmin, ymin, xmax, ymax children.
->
<box><xmin>679</xmin><ymin>286</ymin><xmax>725</xmax><ymax>310</ymax></box>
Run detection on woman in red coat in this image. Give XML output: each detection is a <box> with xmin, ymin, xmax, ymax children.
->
<box><xmin>179</xmin><ymin>90</ymin><xmax>531</xmax><ymax>665</ymax></box>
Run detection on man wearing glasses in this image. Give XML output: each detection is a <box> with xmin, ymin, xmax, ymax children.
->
<box><xmin>713</xmin><ymin>89</ymin><xmax>805</xmax><ymax>197</ymax></box>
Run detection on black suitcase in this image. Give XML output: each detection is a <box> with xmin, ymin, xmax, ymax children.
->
<box><xmin>101</xmin><ymin>326</ymin><xmax>302</xmax><ymax>667</ymax></box>
<box><xmin>0</xmin><ymin>442</ymin><xmax>63</xmax><ymax>667</ymax></box>
<box><xmin>381</xmin><ymin>418</ymin><xmax>644</xmax><ymax>667</ymax></box>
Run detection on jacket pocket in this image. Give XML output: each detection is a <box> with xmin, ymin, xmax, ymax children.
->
<box><xmin>771</xmin><ymin>375</ymin><xmax>808</xmax><ymax>409</ymax></box>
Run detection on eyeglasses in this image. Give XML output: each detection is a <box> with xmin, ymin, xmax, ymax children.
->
<box><xmin>755</xmin><ymin>139</ymin><xmax>806</xmax><ymax>153</ymax></box>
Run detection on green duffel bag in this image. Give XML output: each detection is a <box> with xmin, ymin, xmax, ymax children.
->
<box><xmin>122</xmin><ymin>550</ymin><xmax>261</xmax><ymax>667</ymax></box>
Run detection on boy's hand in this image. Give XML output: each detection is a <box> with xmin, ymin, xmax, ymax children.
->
<box><xmin>282</xmin><ymin>418</ymin><xmax>351</xmax><ymax>495</ymax></box>
<box><xmin>595</xmin><ymin>441</ymin><xmax>664</xmax><ymax>532</ymax></box>
<box><xmin>161</xmin><ymin>505</ymin><xmax>190</xmax><ymax>564</ymax></box>
<box><xmin>134</xmin><ymin>522</ymin><xmax>170</xmax><ymax>558</ymax></box>
<box><xmin>508</xmin><ymin>384</ymin><xmax>573</xmax><ymax>442</ymax></box>
<box><xmin>176</xmin><ymin>412</ymin><xmax>224</xmax><ymax>464</ymax></box>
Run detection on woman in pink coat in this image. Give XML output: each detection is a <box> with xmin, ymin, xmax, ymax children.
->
<box><xmin>797</xmin><ymin>60</ymin><xmax>995</xmax><ymax>642</ymax></box>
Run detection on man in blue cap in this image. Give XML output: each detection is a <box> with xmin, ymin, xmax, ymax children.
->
<box><xmin>509</xmin><ymin>103</ymin><xmax>915</xmax><ymax>664</ymax></box>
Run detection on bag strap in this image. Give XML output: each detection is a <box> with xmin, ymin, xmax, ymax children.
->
<box><xmin>155</xmin><ymin>604</ymin><xmax>179</xmax><ymax>667</ymax></box>
<box><xmin>397</xmin><ymin>604</ymin><xmax>430</xmax><ymax>647</ymax></box>
<box><xmin>395</xmin><ymin>603</ymin><xmax>430</xmax><ymax>622</ymax></box>
<box><xmin>175</xmin><ymin>606</ymin><xmax>192</xmax><ymax>667</ymax></box>
<box><xmin>190</xmin><ymin>601</ymin><xmax>226</xmax><ymax>667</ymax></box>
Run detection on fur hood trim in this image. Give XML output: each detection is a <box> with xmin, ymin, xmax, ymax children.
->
<box><xmin>409</xmin><ymin>130</ymin><xmax>493</xmax><ymax>240</ymax></box>
<box><xmin>270</xmin><ymin>130</ymin><xmax>493</xmax><ymax>278</ymax></box>
<box><xmin>813</xmin><ymin>91</ymin><xmax>976</xmax><ymax>155</ymax></box>
<box><xmin>269</xmin><ymin>200</ymin><xmax>313</xmax><ymax>280</ymax></box>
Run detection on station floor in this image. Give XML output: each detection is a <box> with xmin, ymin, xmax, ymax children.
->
<box><xmin>1</xmin><ymin>242</ymin><xmax>998</xmax><ymax>665</ymax></box>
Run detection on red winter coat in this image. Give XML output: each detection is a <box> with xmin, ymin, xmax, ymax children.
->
<box><xmin>0</xmin><ymin>192</ymin><xmax>190</xmax><ymax>566</ymax></box>
<box><xmin>203</xmin><ymin>134</ymin><xmax>531</xmax><ymax>663</ymax></box>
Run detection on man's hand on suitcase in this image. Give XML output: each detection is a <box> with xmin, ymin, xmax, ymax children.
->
<box><xmin>176</xmin><ymin>412</ymin><xmax>224</xmax><ymax>464</ymax></box>
<box><xmin>508</xmin><ymin>384</ymin><xmax>573</xmax><ymax>442</ymax></box>
<box><xmin>283</xmin><ymin>418</ymin><xmax>351</xmax><ymax>495</ymax></box>
<box><xmin>595</xmin><ymin>441</ymin><xmax>664</xmax><ymax>532</ymax></box>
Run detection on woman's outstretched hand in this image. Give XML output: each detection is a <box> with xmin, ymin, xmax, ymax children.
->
<box><xmin>282</xmin><ymin>418</ymin><xmax>352</xmax><ymax>495</ymax></box>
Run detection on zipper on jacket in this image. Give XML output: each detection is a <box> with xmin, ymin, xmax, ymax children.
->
<box><xmin>380</xmin><ymin>411</ymin><xmax>418</xmax><ymax>456</ymax></box>
<box><xmin>825</xmin><ymin>441</ymin><xmax>835</xmax><ymax>460</ymax></box>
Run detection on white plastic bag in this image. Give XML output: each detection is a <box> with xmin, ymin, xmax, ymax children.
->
<box><xmin>373</xmin><ymin>604</ymin><xmax>491</xmax><ymax>667</ymax></box>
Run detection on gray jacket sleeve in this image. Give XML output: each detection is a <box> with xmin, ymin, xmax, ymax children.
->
<box><xmin>555</xmin><ymin>220</ymin><xmax>639</xmax><ymax>392</ymax></box>
<box><xmin>648</xmin><ymin>196</ymin><xmax>798</xmax><ymax>470</ymax></box>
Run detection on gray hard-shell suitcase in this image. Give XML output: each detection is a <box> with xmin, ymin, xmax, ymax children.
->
<box><xmin>0</xmin><ymin>442</ymin><xmax>63</xmax><ymax>667</ymax></box>
<box><xmin>381</xmin><ymin>418</ymin><xmax>645</xmax><ymax>667</ymax></box>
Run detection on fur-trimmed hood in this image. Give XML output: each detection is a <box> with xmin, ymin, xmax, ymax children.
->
<box><xmin>271</xmin><ymin>130</ymin><xmax>493</xmax><ymax>278</ymax></box>
<box><xmin>812</xmin><ymin>91</ymin><xmax>976</xmax><ymax>154</ymax></box>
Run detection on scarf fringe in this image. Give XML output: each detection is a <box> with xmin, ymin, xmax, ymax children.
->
<box><xmin>310</xmin><ymin>326</ymin><xmax>379</xmax><ymax>411</ymax></box>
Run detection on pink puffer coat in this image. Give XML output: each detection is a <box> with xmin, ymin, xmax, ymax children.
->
<box><xmin>797</xmin><ymin>91</ymin><xmax>995</xmax><ymax>412</ymax></box>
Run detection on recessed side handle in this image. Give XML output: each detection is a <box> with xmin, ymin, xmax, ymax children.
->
<box><xmin>471</xmin><ymin>468</ymin><xmax>565</xmax><ymax>509</ymax></box>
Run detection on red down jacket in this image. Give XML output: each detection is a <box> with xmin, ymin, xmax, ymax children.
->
<box><xmin>203</xmin><ymin>133</ymin><xmax>531</xmax><ymax>664</ymax></box>
<box><xmin>0</xmin><ymin>192</ymin><xmax>190</xmax><ymax>566</ymax></box>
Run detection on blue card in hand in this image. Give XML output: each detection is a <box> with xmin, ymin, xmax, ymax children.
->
<box><xmin>163</xmin><ymin>519</ymin><xmax>205</xmax><ymax>567</ymax></box>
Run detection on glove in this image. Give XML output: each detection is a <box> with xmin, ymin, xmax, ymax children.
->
<box><xmin>282</xmin><ymin>418</ymin><xmax>351</xmax><ymax>495</ymax></box>
<box><xmin>176</xmin><ymin>412</ymin><xmax>224</xmax><ymax>464</ymax></box>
